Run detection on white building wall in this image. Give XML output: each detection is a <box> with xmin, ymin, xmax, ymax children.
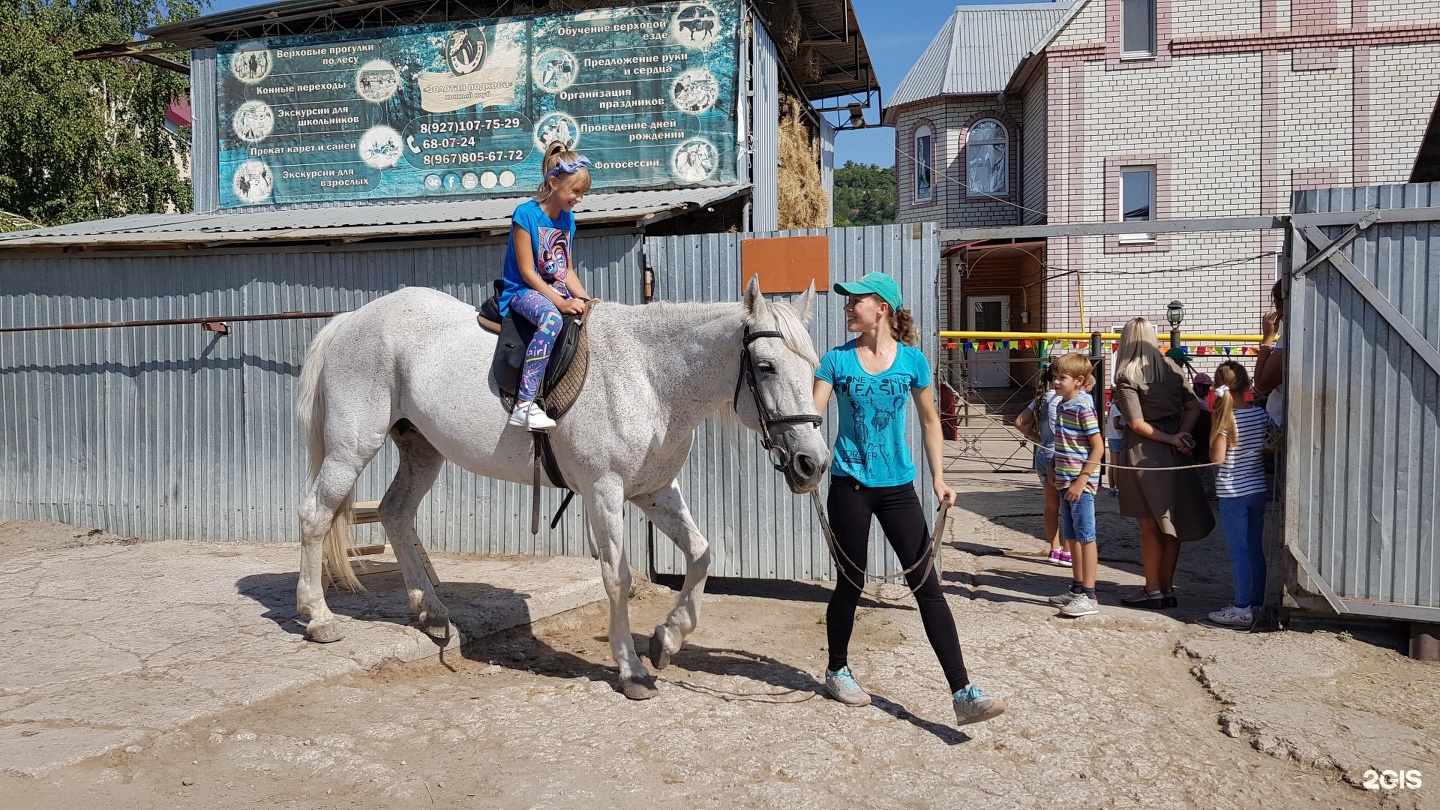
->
<box><xmin>1020</xmin><ymin>63</ymin><xmax>1050</xmax><ymax>224</ymax></box>
<box><xmin>1367</xmin><ymin>42</ymin><xmax>1440</xmax><ymax>181</ymax></box>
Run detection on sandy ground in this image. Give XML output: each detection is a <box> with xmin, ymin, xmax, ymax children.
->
<box><xmin>3</xmin><ymin>476</ymin><xmax>1436</xmax><ymax>810</ymax></box>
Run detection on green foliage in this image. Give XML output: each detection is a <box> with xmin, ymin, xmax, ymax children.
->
<box><xmin>0</xmin><ymin>0</ymin><xmax>202</xmax><ymax>227</ymax></box>
<box><xmin>832</xmin><ymin>160</ymin><xmax>896</xmax><ymax>227</ymax></box>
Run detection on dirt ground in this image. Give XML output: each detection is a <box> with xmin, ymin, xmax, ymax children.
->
<box><xmin>4</xmin><ymin>477</ymin><xmax>1437</xmax><ymax>810</ymax></box>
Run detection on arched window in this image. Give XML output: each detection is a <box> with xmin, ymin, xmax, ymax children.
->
<box><xmin>913</xmin><ymin>123</ymin><xmax>933</xmax><ymax>202</ymax></box>
<box><xmin>966</xmin><ymin>119</ymin><xmax>1009</xmax><ymax>196</ymax></box>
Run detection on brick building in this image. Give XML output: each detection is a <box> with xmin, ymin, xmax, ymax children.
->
<box><xmin>886</xmin><ymin>0</ymin><xmax>1440</xmax><ymax>388</ymax></box>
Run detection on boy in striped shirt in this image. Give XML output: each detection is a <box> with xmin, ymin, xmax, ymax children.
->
<box><xmin>1046</xmin><ymin>354</ymin><xmax>1106</xmax><ymax>617</ymax></box>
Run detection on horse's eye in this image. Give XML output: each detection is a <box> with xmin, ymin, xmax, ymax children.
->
<box><xmin>757</xmin><ymin>360</ymin><xmax>776</xmax><ymax>373</ymax></box>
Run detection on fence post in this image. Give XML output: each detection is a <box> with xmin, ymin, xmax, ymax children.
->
<box><xmin>1090</xmin><ymin>331</ymin><xmax>1105</xmax><ymax>488</ymax></box>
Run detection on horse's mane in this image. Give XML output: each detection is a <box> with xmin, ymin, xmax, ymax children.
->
<box><xmin>622</xmin><ymin>298</ymin><xmax>819</xmax><ymax>369</ymax></box>
<box><xmin>754</xmin><ymin>299</ymin><xmax>820</xmax><ymax>369</ymax></box>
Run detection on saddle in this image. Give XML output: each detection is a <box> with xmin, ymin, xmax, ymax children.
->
<box><xmin>476</xmin><ymin>279</ymin><xmax>592</xmax><ymax>419</ymax></box>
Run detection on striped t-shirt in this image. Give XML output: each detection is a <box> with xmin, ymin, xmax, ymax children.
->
<box><xmin>1053</xmin><ymin>397</ymin><xmax>1101</xmax><ymax>493</ymax></box>
<box><xmin>1215</xmin><ymin>406</ymin><xmax>1273</xmax><ymax>498</ymax></box>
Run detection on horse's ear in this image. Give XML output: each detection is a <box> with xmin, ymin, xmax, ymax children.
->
<box><xmin>743</xmin><ymin>275</ymin><xmax>764</xmax><ymax>317</ymax></box>
<box><xmin>795</xmin><ymin>282</ymin><xmax>816</xmax><ymax>324</ymax></box>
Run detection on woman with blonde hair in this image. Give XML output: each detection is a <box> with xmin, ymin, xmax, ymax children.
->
<box><xmin>1111</xmin><ymin>317</ymin><xmax>1215</xmax><ymax>609</ymax></box>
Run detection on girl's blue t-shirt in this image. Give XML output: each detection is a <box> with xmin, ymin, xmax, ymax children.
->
<box><xmin>816</xmin><ymin>340</ymin><xmax>931</xmax><ymax>487</ymax></box>
<box><xmin>500</xmin><ymin>199</ymin><xmax>576</xmax><ymax>316</ymax></box>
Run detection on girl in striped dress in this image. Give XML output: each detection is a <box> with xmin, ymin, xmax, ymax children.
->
<box><xmin>1206</xmin><ymin>361</ymin><xmax>1274</xmax><ymax>628</ymax></box>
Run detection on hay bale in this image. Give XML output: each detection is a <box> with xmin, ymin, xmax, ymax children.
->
<box><xmin>777</xmin><ymin>95</ymin><xmax>828</xmax><ymax>229</ymax></box>
<box><xmin>753</xmin><ymin>0</ymin><xmax>804</xmax><ymax>55</ymax></box>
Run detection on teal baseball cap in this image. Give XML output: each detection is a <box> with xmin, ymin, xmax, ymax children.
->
<box><xmin>834</xmin><ymin>271</ymin><xmax>902</xmax><ymax>311</ymax></box>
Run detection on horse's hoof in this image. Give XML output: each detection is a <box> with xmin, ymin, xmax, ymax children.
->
<box><xmin>418</xmin><ymin>610</ymin><xmax>451</xmax><ymax>640</ymax></box>
<box><xmin>620</xmin><ymin>675</ymin><xmax>659</xmax><ymax>700</ymax></box>
<box><xmin>648</xmin><ymin>631</ymin><xmax>671</xmax><ymax>670</ymax></box>
<box><xmin>305</xmin><ymin>620</ymin><xmax>343</xmax><ymax>644</ymax></box>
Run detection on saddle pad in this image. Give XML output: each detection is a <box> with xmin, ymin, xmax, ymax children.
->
<box><xmin>480</xmin><ymin>298</ymin><xmax>593</xmax><ymax>420</ymax></box>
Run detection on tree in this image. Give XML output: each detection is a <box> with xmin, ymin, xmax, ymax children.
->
<box><xmin>832</xmin><ymin>161</ymin><xmax>896</xmax><ymax>227</ymax></box>
<box><xmin>0</xmin><ymin>0</ymin><xmax>201</xmax><ymax>228</ymax></box>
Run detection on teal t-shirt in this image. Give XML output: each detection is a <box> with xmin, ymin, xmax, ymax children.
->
<box><xmin>816</xmin><ymin>340</ymin><xmax>932</xmax><ymax>487</ymax></box>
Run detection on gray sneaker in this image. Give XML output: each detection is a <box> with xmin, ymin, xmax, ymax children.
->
<box><xmin>953</xmin><ymin>684</ymin><xmax>1006</xmax><ymax>726</ymax></box>
<box><xmin>824</xmin><ymin>666</ymin><xmax>871</xmax><ymax>706</ymax></box>
<box><xmin>1059</xmin><ymin>593</ymin><xmax>1100</xmax><ymax>617</ymax></box>
<box><xmin>1048</xmin><ymin>589</ymin><xmax>1081</xmax><ymax>607</ymax></box>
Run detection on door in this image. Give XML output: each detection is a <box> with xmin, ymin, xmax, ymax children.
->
<box><xmin>967</xmin><ymin>295</ymin><xmax>1011</xmax><ymax>387</ymax></box>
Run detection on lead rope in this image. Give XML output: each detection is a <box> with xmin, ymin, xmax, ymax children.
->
<box><xmin>810</xmin><ymin>490</ymin><xmax>951</xmax><ymax>603</ymax></box>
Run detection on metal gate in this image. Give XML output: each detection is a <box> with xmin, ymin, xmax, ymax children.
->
<box><xmin>1286</xmin><ymin>183</ymin><xmax>1440</xmax><ymax>622</ymax></box>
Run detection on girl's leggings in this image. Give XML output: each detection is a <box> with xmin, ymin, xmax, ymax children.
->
<box><xmin>826</xmin><ymin>476</ymin><xmax>970</xmax><ymax>693</ymax></box>
<box><xmin>509</xmin><ymin>289</ymin><xmax>565</xmax><ymax>403</ymax></box>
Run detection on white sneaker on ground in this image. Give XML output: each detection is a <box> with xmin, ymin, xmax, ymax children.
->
<box><xmin>508</xmin><ymin>400</ymin><xmax>556</xmax><ymax>431</ymax></box>
<box><xmin>1059</xmin><ymin>593</ymin><xmax>1100</xmax><ymax>617</ymax></box>
<box><xmin>1048</xmin><ymin>589</ymin><xmax>1081</xmax><ymax>607</ymax></box>
<box><xmin>1206</xmin><ymin>605</ymin><xmax>1254</xmax><ymax>628</ymax></box>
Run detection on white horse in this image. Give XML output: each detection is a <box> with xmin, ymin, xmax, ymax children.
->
<box><xmin>296</xmin><ymin>279</ymin><xmax>829</xmax><ymax>699</ymax></box>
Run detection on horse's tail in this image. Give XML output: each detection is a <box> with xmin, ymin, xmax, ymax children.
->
<box><xmin>298</xmin><ymin>313</ymin><xmax>364</xmax><ymax>594</ymax></box>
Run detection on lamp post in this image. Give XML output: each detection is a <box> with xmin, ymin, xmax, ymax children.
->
<box><xmin>1166</xmin><ymin>300</ymin><xmax>1185</xmax><ymax>349</ymax></box>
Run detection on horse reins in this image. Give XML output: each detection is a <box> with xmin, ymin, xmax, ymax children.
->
<box><xmin>733</xmin><ymin>326</ymin><xmax>822</xmax><ymax>471</ymax></box>
<box><xmin>811</xmin><ymin>490</ymin><xmax>950</xmax><ymax>601</ymax></box>
<box><xmin>734</xmin><ymin>325</ymin><xmax>948</xmax><ymax>601</ymax></box>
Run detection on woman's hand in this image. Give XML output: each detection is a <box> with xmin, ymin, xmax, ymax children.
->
<box><xmin>933</xmin><ymin>476</ymin><xmax>956</xmax><ymax>509</ymax></box>
<box><xmin>1261</xmin><ymin>310</ymin><xmax>1281</xmax><ymax>345</ymax></box>
<box><xmin>1170</xmin><ymin>432</ymin><xmax>1195</xmax><ymax>451</ymax></box>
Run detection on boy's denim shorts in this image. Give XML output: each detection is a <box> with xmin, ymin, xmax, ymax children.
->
<box><xmin>1058</xmin><ymin>490</ymin><xmax>1097</xmax><ymax>543</ymax></box>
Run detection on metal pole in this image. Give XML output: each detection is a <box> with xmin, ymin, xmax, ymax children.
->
<box><xmin>0</xmin><ymin>310</ymin><xmax>343</xmax><ymax>334</ymax></box>
<box><xmin>1090</xmin><ymin>330</ymin><xmax>1105</xmax><ymax>489</ymax></box>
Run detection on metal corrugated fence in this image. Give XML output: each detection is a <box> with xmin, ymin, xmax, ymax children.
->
<box><xmin>748</xmin><ymin>18</ymin><xmax>781</xmax><ymax>232</ymax></box>
<box><xmin>1288</xmin><ymin>183</ymin><xmax>1440</xmax><ymax>620</ymax></box>
<box><xmin>643</xmin><ymin>223</ymin><xmax>940</xmax><ymax>579</ymax></box>
<box><xmin>0</xmin><ymin>235</ymin><xmax>642</xmax><ymax>557</ymax></box>
<box><xmin>1</xmin><ymin>224</ymin><xmax>941</xmax><ymax>581</ymax></box>
<box><xmin>191</xmin><ymin>48</ymin><xmax>220</xmax><ymax>214</ymax></box>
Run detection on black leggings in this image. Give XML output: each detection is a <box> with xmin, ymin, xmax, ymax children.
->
<box><xmin>826</xmin><ymin>476</ymin><xmax>970</xmax><ymax>693</ymax></box>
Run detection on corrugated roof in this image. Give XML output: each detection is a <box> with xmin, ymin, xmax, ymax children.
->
<box><xmin>0</xmin><ymin>186</ymin><xmax>748</xmax><ymax>250</ymax></box>
<box><xmin>79</xmin><ymin>0</ymin><xmax>878</xmax><ymax>102</ymax></box>
<box><xmin>884</xmin><ymin>2</ymin><xmax>1072</xmax><ymax>122</ymax></box>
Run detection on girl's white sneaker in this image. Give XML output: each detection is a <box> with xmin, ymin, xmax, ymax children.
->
<box><xmin>509</xmin><ymin>401</ymin><xmax>556</xmax><ymax>431</ymax></box>
<box><xmin>1206</xmin><ymin>605</ymin><xmax>1254</xmax><ymax>628</ymax></box>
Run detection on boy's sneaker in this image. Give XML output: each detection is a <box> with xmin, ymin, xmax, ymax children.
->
<box><xmin>1059</xmin><ymin>593</ymin><xmax>1100</xmax><ymax>617</ymax></box>
<box><xmin>953</xmin><ymin>684</ymin><xmax>1006</xmax><ymax>726</ymax></box>
<box><xmin>1048</xmin><ymin>549</ymin><xmax>1073</xmax><ymax>567</ymax></box>
<box><xmin>1047</xmin><ymin>589</ymin><xmax>1081</xmax><ymax>607</ymax></box>
<box><xmin>1206</xmin><ymin>605</ymin><xmax>1254</xmax><ymax>628</ymax></box>
<box><xmin>824</xmin><ymin>666</ymin><xmax>871</xmax><ymax>707</ymax></box>
<box><xmin>508</xmin><ymin>400</ymin><xmax>556</xmax><ymax>431</ymax></box>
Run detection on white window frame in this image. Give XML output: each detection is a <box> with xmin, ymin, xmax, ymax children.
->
<box><xmin>965</xmin><ymin>118</ymin><xmax>1009</xmax><ymax>198</ymax></box>
<box><xmin>914</xmin><ymin>124</ymin><xmax>933</xmax><ymax>203</ymax></box>
<box><xmin>1120</xmin><ymin>0</ymin><xmax>1157</xmax><ymax>59</ymax></box>
<box><xmin>1119</xmin><ymin>166</ymin><xmax>1156</xmax><ymax>242</ymax></box>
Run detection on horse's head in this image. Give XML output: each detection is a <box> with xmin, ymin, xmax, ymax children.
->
<box><xmin>735</xmin><ymin>277</ymin><xmax>830</xmax><ymax>494</ymax></box>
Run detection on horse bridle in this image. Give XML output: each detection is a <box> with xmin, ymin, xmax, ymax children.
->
<box><xmin>733</xmin><ymin>326</ymin><xmax>823</xmax><ymax>471</ymax></box>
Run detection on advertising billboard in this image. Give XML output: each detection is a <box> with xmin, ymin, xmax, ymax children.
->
<box><xmin>215</xmin><ymin>1</ymin><xmax>739</xmax><ymax>208</ymax></box>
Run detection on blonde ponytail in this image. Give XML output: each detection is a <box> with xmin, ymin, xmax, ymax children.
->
<box><xmin>1209</xmin><ymin>361</ymin><xmax>1250</xmax><ymax>448</ymax></box>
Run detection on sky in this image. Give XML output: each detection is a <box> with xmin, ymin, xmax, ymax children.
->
<box><xmin>198</xmin><ymin>0</ymin><xmax>1055</xmax><ymax>169</ymax></box>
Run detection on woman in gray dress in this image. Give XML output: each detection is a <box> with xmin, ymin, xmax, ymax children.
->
<box><xmin>1111</xmin><ymin>318</ymin><xmax>1216</xmax><ymax>609</ymax></box>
